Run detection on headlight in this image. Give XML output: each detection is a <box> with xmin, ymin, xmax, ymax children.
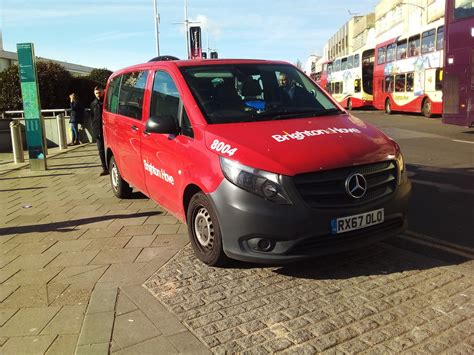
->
<box><xmin>396</xmin><ymin>153</ymin><xmax>406</xmax><ymax>185</ymax></box>
<box><xmin>220</xmin><ymin>157</ymin><xmax>292</xmax><ymax>205</ymax></box>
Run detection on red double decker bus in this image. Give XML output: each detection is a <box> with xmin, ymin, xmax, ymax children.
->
<box><xmin>373</xmin><ymin>19</ymin><xmax>445</xmax><ymax>117</ymax></box>
<box><xmin>442</xmin><ymin>0</ymin><xmax>474</xmax><ymax>127</ymax></box>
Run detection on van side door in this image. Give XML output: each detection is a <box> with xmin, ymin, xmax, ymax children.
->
<box><xmin>112</xmin><ymin>70</ymin><xmax>149</xmax><ymax>194</ymax></box>
<box><xmin>141</xmin><ymin>69</ymin><xmax>194</xmax><ymax>216</ymax></box>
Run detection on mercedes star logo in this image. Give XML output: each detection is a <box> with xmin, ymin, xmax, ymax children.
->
<box><xmin>345</xmin><ymin>173</ymin><xmax>367</xmax><ymax>199</ymax></box>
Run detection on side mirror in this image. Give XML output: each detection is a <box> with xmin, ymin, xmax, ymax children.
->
<box><xmin>145</xmin><ymin>115</ymin><xmax>180</xmax><ymax>135</ymax></box>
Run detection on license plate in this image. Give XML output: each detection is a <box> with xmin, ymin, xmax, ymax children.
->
<box><xmin>331</xmin><ymin>208</ymin><xmax>384</xmax><ymax>234</ymax></box>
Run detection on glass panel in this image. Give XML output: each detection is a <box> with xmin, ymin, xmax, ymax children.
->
<box><xmin>395</xmin><ymin>74</ymin><xmax>406</xmax><ymax>92</ymax></box>
<box><xmin>387</xmin><ymin>43</ymin><xmax>397</xmax><ymax>62</ymax></box>
<box><xmin>396</xmin><ymin>40</ymin><xmax>408</xmax><ymax>60</ymax></box>
<box><xmin>409</xmin><ymin>35</ymin><xmax>421</xmax><ymax>57</ymax></box>
<box><xmin>422</xmin><ymin>29</ymin><xmax>436</xmax><ymax>54</ymax></box>
<box><xmin>180</xmin><ymin>64</ymin><xmax>337</xmax><ymax>124</ymax></box>
<box><xmin>150</xmin><ymin>71</ymin><xmax>181</xmax><ymax>124</ymax></box>
<box><xmin>385</xmin><ymin>76</ymin><xmax>394</xmax><ymax>92</ymax></box>
<box><xmin>354</xmin><ymin>54</ymin><xmax>360</xmax><ymax>67</ymax></box>
<box><xmin>334</xmin><ymin>59</ymin><xmax>341</xmax><ymax>72</ymax></box>
<box><xmin>454</xmin><ymin>0</ymin><xmax>474</xmax><ymax>19</ymax></box>
<box><xmin>106</xmin><ymin>76</ymin><xmax>121</xmax><ymax>114</ymax></box>
<box><xmin>341</xmin><ymin>58</ymin><xmax>347</xmax><ymax>71</ymax></box>
<box><xmin>436</xmin><ymin>26</ymin><xmax>444</xmax><ymax>51</ymax></box>
<box><xmin>406</xmin><ymin>73</ymin><xmax>414</xmax><ymax>92</ymax></box>
<box><xmin>118</xmin><ymin>71</ymin><xmax>148</xmax><ymax>119</ymax></box>
<box><xmin>347</xmin><ymin>56</ymin><xmax>353</xmax><ymax>69</ymax></box>
<box><xmin>377</xmin><ymin>48</ymin><xmax>386</xmax><ymax>64</ymax></box>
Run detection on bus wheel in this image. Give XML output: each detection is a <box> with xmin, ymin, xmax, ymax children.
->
<box><xmin>347</xmin><ymin>99</ymin><xmax>352</xmax><ymax>111</ymax></box>
<box><xmin>422</xmin><ymin>98</ymin><xmax>432</xmax><ymax>118</ymax></box>
<box><xmin>187</xmin><ymin>192</ymin><xmax>228</xmax><ymax>266</ymax></box>
<box><xmin>385</xmin><ymin>99</ymin><xmax>392</xmax><ymax>114</ymax></box>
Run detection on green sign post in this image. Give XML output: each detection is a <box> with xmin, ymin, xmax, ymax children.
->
<box><xmin>17</xmin><ymin>43</ymin><xmax>47</xmax><ymax>171</ymax></box>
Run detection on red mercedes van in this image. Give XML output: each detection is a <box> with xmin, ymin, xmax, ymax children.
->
<box><xmin>103</xmin><ymin>58</ymin><xmax>411</xmax><ymax>265</ymax></box>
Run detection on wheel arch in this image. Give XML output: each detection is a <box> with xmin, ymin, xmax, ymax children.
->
<box><xmin>183</xmin><ymin>183</ymin><xmax>203</xmax><ymax>217</ymax></box>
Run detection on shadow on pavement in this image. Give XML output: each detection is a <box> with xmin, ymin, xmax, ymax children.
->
<box><xmin>0</xmin><ymin>211</ymin><xmax>161</xmax><ymax>236</ymax></box>
<box><xmin>0</xmin><ymin>187</ymin><xmax>46</xmax><ymax>192</ymax></box>
<box><xmin>406</xmin><ymin>164</ymin><xmax>474</xmax><ymax>249</ymax></box>
<box><xmin>0</xmin><ymin>173</ymin><xmax>74</xmax><ymax>181</ymax></box>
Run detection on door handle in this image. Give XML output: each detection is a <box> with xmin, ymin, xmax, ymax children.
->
<box><xmin>131</xmin><ymin>125</ymin><xmax>139</xmax><ymax>132</ymax></box>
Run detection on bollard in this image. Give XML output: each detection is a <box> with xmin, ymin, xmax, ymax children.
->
<box><xmin>56</xmin><ymin>113</ymin><xmax>67</xmax><ymax>149</ymax></box>
<box><xmin>10</xmin><ymin>120</ymin><xmax>24</xmax><ymax>163</ymax></box>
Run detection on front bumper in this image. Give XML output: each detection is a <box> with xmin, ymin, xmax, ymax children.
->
<box><xmin>209</xmin><ymin>175</ymin><xmax>411</xmax><ymax>264</ymax></box>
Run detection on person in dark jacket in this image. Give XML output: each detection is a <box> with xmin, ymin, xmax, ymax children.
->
<box><xmin>90</xmin><ymin>85</ymin><xmax>108</xmax><ymax>176</ymax></box>
<box><xmin>69</xmin><ymin>93</ymin><xmax>84</xmax><ymax>145</ymax></box>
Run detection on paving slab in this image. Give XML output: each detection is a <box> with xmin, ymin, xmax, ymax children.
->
<box><xmin>0</xmin><ymin>306</ymin><xmax>61</xmax><ymax>337</ymax></box>
<box><xmin>1</xmin><ymin>334</ymin><xmax>57</xmax><ymax>354</ymax></box>
<box><xmin>46</xmin><ymin>334</ymin><xmax>78</xmax><ymax>355</ymax></box>
<box><xmin>125</xmin><ymin>235</ymin><xmax>156</xmax><ymax>248</ymax></box>
<box><xmin>89</xmin><ymin>248</ymin><xmax>142</xmax><ymax>265</ymax></box>
<box><xmin>51</xmin><ymin>265</ymin><xmax>108</xmax><ymax>285</ymax></box>
<box><xmin>47</xmin><ymin>250</ymin><xmax>100</xmax><ymax>268</ymax></box>
<box><xmin>77</xmin><ymin>311</ymin><xmax>114</xmax><ymax>346</ymax></box>
<box><xmin>0</xmin><ymin>309</ymin><xmax>17</xmax><ymax>327</ymax></box>
<box><xmin>41</xmin><ymin>305</ymin><xmax>86</xmax><ymax>335</ymax></box>
<box><xmin>0</xmin><ymin>284</ymin><xmax>49</xmax><ymax>308</ymax></box>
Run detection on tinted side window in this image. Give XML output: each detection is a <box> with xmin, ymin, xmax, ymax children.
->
<box><xmin>422</xmin><ymin>29</ymin><xmax>436</xmax><ymax>54</ymax></box>
<box><xmin>181</xmin><ymin>108</ymin><xmax>194</xmax><ymax>138</ymax></box>
<box><xmin>106</xmin><ymin>76</ymin><xmax>121</xmax><ymax>113</ymax></box>
<box><xmin>377</xmin><ymin>48</ymin><xmax>386</xmax><ymax>64</ymax></box>
<box><xmin>408</xmin><ymin>35</ymin><xmax>420</xmax><ymax>57</ymax></box>
<box><xmin>118</xmin><ymin>71</ymin><xmax>148</xmax><ymax>119</ymax></box>
<box><xmin>150</xmin><ymin>71</ymin><xmax>180</xmax><ymax>124</ymax></box>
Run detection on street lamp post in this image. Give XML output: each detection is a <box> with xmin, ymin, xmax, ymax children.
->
<box><xmin>153</xmin><ymin>0</ymin><xmax>160</xmax><ymax>56</ymax></box>
<box><xmin>173</xmin><ymin>0</ymin><xmax>200</xmax><ymax>59</ymax></box>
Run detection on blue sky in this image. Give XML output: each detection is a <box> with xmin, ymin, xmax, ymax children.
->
<box><xmin>1</xmin><ymin>0</ymin><xmax>378</xmax><ymax>71</ymax></box>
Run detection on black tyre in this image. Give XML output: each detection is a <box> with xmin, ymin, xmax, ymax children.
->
<box><xmin>109</xmin><ymin>156</ymin><xmax>132</xmax><ymax>198</ymax></box>
<box><xmin>187</xmin><ymin>192</ymin><xmax>227</xmax><ymax>266</ymax></box>
<box><xmin>422</xmin><ymin>98</ymin><xmax>432</xmax><ymax>118</ymax></box>
<box><xmin>385</xmin><ymin>98</ymin><xmax>392</xmax><ymax>114</ymax></box>
<box><xmin>347</xmin><ymin>98</ymin><xmax>352</xmax><ymax>111</ymax></box>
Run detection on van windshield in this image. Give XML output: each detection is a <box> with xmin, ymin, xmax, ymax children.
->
<box><xmin>180</xmin><ymin>64</ymin><xmax>340</xmax><ymax>124</ymax></box>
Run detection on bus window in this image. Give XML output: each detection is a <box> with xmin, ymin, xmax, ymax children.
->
<box><xmin>406</xmin><ymin>73</ymin><xmax>414</xmax><ymax>92</ymax></box>
<box><xmin>422</xmin><ymin>29</ymin><xmax>436</xmax><ymax>54</ymax></box>
<box><xmin>377</xmin><ymin>48</ymin><xmax>385</xmax><ymax>64</ymax></box>
<box><xmin>408</xmin><ymin>35</ymin><xmax>420</xmax><ymax>56</ymax></box>
<box><xmin>354</xmin><ymin>79</ymin><xmax>361</xmax><ymax>93</ymax></box>
<box><xmin>334</xmin><ymin>82</ymin><xmax>340</xmax><ymax>94</ymax></box>
<box><xmin>326</xmin><ymin>82</ymin><xmax>331</xmax><ymax>93</ymax></box>
<box><xmin>334</xmin><ymin>59</ymin><xmax>341</xmax><ymax>72</ymax></box>
<box><xmin>347</xmin><ymin>56</ymin><xmax>354</xmax><ymax>69</ymax></box>
<box><xmin>436</xmin><ymin>26</ymin><xmax>444</xmax><ymax>51</ymax></box>
<box><xmin>330</xmin><ymin>82</ymin><xmax>335</xmax><ymax>93</ymax></box>
<box><xmin>436</xmin><ymin>69</ymin><xmax>443</xmax><ymax>91</ymax></box>
<box><xmin>395</xmin><ymin>74</ymin><xmax>406</xmax><ymax>92</ymax></box>
<box><xmin>454</xmin><ymin>0</ymin><xmax>474</xmax><ymax>19</ymax></box>
<box><xmin>341</xmin><ymin>58</ymin><xmax>347</xmax><ymax>71</ymax></box>
<box><xmin>354</xmin><ymin>54</ymin><xmax>360</xmax><ymax>67</ymax></box>
<box><xmin>385</xmin><ymin>76</ymin><xmax>394</xmax><ymax>92</ymax></box>
<box><xmin>327</xmin><ymin>64</ymin><xmax>333</xmax><ymax>75</ymax></box>
<box><xmin>387</xmin><ymin>43</ymin><xmax>397</xmax><ymax>62</ymax></box>
<box><xmin>397</xmin><ymin>40</ymin><xmax>408</xmax><ymax>60</ymax></box>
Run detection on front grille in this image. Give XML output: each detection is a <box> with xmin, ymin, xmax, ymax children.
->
<box><xmin>294</xmin><ymin>161</ymin><xmax>398</xmax><ymax>208</ymax></box>
<box><xmin>290</xmin><ymin>217</ymin><xmax>404</xmax><ymax>255</ymax></box>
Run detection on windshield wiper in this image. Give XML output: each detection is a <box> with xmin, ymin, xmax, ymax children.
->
<box><xmin>258</xmin><ymin>107</ymin><xmax>343</xmax><ymax>120</ymax></box>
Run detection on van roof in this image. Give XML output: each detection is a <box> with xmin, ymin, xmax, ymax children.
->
<box><xmin>111</xmin><ymin>58</ymin><xmax>292</xmax><ymax>76</ymax></box>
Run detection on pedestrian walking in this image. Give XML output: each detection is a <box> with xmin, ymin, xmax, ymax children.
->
<box><xmin>69</xmin><ymin>93</ymin><xmax>84</xmax><ymax>145</ymax></box>
<box><xmin>90</xmin><ymin>85</ymin><xmax>108</xmax><ymax>176</ymax></box>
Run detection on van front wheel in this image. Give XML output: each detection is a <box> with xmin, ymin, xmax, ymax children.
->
<box><xmin>187</xmin><ymin>192</ymin><xmax>227</xmax><ymax>266</ymax></box>
<box><xmin>109</xmin><ymin>156</ymin><xmax>132</xmax><ymax>198</ymax></box>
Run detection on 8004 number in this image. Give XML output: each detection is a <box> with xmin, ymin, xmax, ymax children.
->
<box><xmin>210</xmin><ymin>139</ymin><xmax>237</xmax><ymax>156</ymax></box>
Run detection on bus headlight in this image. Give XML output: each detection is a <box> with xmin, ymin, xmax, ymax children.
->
<box><xmin>220</xmin><ymin>157</ymin><xmax>292</xmax><ymax>205</ymax></box>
